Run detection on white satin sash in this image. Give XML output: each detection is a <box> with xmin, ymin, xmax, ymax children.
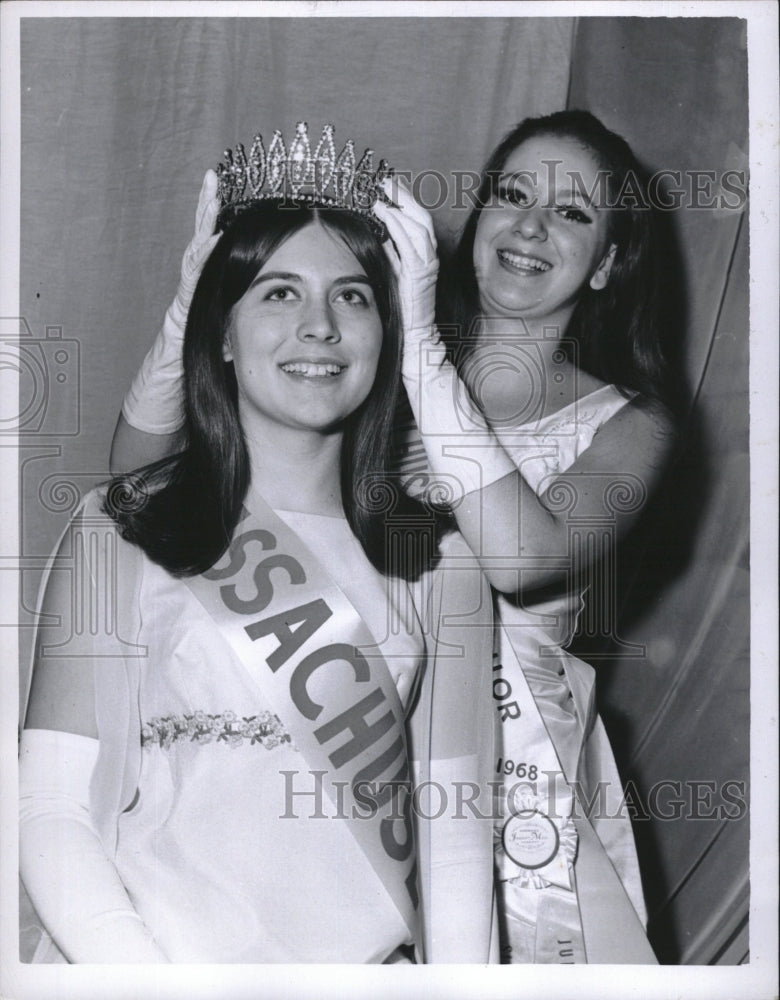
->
<box><xmin>183</xmin><ymin>495</ymin><xmax>419</xmax><ymax>946</ymax></box>
<box><xmin>495</xmin><ymin>625</ymin><xmax>656</xmax><ymax>963</ymax></box>
<box><xmin>493</xmin><ymin>624</ymin><xmax>586</xmax><ymax>962</ymax></box>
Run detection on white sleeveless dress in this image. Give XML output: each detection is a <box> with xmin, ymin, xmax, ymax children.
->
<box><xmin>490</xmin><ymin>385</ymin><xmax>651</xmax><ymax>962</ymax></box>
<box><xmin>81</xmin><ymin>497</ymin><xmax>425</xmax><ymax>963</ymax></box>
<box><xmin>22</xmin><ymin>490</ymin><xmax>498</xmax><ymax>964</ymax></box>
<box><xmin>395</xmin><ymin>383</ymin><xmax>654</xmax><ymax>963</ymax></box>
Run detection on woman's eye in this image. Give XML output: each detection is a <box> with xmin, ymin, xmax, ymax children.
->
<box><xmin>264</xmin><ymin>287</ymin><xmax>297</xmax><ymax>302</ymax></box>
<box><xmin>498</xmin><ymin>185</ymin><xmax>529</xmax><ymax>207</ymax></box>
<box><xmin>557</xmin><ymin>206</ymin><xmax>591</xmax><ymax>224</ymax></box>
<box><xmin>336</xmin><ymin>288</ymin><xmax>369</xmax><ymax>306</ymax></box>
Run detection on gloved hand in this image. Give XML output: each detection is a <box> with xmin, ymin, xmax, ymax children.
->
<box><xmin>173</xmin><ymin>169</ymin><xmax>222</xmax><ymax>318</ymax></box>
<box><xmin>20</xmin><ymin>728</ymin><xmax>169</xmax><ymax>962</ymax></box>
<box><xmin>373</xmin><ymin>179</ymin><xmax>440</xmax><ymax>384</ymax></box>
<box><xmin>373</xmin><ymin>182</ymin><xmax>515</xmax><ymax>502</ymax></box>
<box><xmin>122</xmin><ymin>171</ymin><xmax>221</xmax><ymax>433</ymax></box>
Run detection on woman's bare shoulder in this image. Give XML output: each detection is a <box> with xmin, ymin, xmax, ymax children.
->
<box><xmin>24</xmin><ymin>489</ymin><xmax>142</xmax><ymax>738</ymax></box>
<box><xmin>579</xmin><ymin>390</ymin><xmax>678</xmax><ymax>479</ymax></box>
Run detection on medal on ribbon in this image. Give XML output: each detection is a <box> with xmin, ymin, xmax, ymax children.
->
<box><xmin>492</xmin><ymin>625</ymin><xmax>580</xmax><ymax>892</ymax></box>
<box><xmin>496</xmin><ymin>786</ymin><xmax>578</xmax><ymax>890</ymax></box>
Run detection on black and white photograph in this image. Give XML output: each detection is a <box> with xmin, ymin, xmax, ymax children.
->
<box><xmin>1</xmin><ymin>2</ymin><xmax>777</xmax><ymax>998</ymax></box>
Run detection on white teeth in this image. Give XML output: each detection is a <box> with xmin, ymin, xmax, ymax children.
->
<box><xmin>281</xmin><ymin>362</ymin><xmax>344</xmax><ymax>377</ymax></box>
<box><xmin>498</xmin><ymin>250</ymin><xmax>551</xmax><ymax>272</ymax></box>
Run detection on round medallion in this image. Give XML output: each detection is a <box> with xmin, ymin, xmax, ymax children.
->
<box><xmin>502</xmin><ymin>809</ymin><xmax>560</xmax><ymax>870</ymax></box>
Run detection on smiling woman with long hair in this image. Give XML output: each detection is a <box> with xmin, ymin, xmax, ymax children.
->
<box><xmin>377</xmin><ymin>110</ymin><xmax>676</xmax><ymax>964</ymax></box>
<box><xmin>85</xmin><ymin>111</ymin><xmax>674</xmax><ymax>965</ymax></box>
<box><xmin>108</xmin><ymin>201</ymin><xmax>409</xmax><ymax>577</ymax></box>
<box><xmin>18</xmin><ymin>131</ymin><xmax>495</xmax><ymax>964</ymax></box>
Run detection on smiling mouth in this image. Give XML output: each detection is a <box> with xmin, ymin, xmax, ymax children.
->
<box><xmin>280</xmin><ymin>362</ymin><xmax>346</xmax><ymax>378</ymax></box>
<box><xmin>497</xmin><ymin>249</ymin><xmax>552</xmax><ymax>274</ymax></box>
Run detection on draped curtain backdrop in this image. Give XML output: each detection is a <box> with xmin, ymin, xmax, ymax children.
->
<box><xmin>16</xmin><ymin>16</ymin><xmax>748</xmax><ymax>965</ymax></box>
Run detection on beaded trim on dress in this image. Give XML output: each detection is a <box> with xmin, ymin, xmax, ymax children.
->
<box><xmin>141</xmin><ymin>710</ymin><xmax>296</xmax><ymax>751</ymax></box>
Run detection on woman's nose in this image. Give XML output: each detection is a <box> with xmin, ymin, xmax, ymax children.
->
<box><xmin>515</xmin><ymin>207</ymin><xmax>547</xmax><ymax>241</ymax></box>
<box><xmin>297</xmin><ymin>299</ymin><xmax>340</xmax><ymax>342</ymax></box>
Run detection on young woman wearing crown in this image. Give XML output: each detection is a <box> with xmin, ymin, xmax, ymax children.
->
<box><xmin>19</xmin><ymin>124</ymin><xmax>496</xmax><ymax>963</ymax></box>
<box><xmin>72</xmin><ymin>113</ymin><xmax>676</xmax><ymax>964</ymax></box>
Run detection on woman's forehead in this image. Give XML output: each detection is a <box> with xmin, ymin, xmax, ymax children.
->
<box><xmin>500</xmin><ymin>136</ymin><xmax>605</xmax><ymax>198</ymax></box>
<box><xmin>259</xmin><ymin>221</ymin><xmax>366</xmax><ymax>276</ymax></box>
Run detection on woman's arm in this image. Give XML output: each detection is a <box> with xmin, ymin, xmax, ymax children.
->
<box><xmin>21</xmin><ymin>507</ymin><xmax>167</xmax><ymax>963</ymax></box>
<box><xmin>409</xmin><ymin>531</ymin><xmax>496</xmax><ymax>962</ymax></box>
<box><xmin>109</xmin><ymin>416</ymin><xmax>181</xmax><ymax>475</ymax></box>
<box><xmin>109</xmin><ymin>171</ymin><xmax>220</xmax><ymax>474</ymax></box>
<box><xmin>20</xmin><ymin>729</ymin><xmax>167</xmax><ymax>963</ymax></box>
<box><xmin>24</xmin><ymin>511</ymin><xmax>103</xmax><ymax>737</ymax></box>
<box><xmin>455</xmin><ymin>396</ymin><xmax>677</xmax><ymax>594</ymax></box>
<box><xmin>375</xmin><ymin>186</ymin><xmax>677</xmax><ymax>597</ymax></box>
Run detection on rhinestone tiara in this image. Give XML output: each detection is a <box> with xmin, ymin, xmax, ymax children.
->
<box><xmin>216</xmin><ymin>121</ymin><xmax>394</xmax><ymax>237</ymax></box>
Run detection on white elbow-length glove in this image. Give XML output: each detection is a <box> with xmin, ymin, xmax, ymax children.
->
<box><xmin>121</xmin><ymin>170</ymin><xmax>221</xmax><ymax>434</ymax></box>
<box><xmin>19</xmin><ymin>728</ymin><xmax>168</xmax><ymax>963</ymax></box>
<box><xmin>373</xmin><ymin>182</ymin><xmax>515</xmax><ymax>503</ymax></box>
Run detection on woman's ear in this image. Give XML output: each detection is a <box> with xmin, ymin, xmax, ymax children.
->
<box><xmin>589</xmin><ymin>242</ymin><xmax>618</xmax><ymax>291</ymax></box>
<box><xmin>222</xmin><ymin>330</ymin><xmax>233</xmax><ymax>363</ymax></box>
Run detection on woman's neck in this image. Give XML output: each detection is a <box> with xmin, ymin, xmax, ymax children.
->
<box><xmin>462</xmin><ymin>314</ymin><xmax>606</xmax><ymax>422</ymax></box>
<box><xmin>243</xmin><ymin>423</ymin><xmax>345</xmax><ymax>516</ymax></box>
<box><xmin>473</xmin><ymin>313</ymin><xmax>567</xmax><ymax>364</ymax></box>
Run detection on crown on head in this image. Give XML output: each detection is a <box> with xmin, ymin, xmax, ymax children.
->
<box><xmin>216</xmin><ymin>122</ymin><xmax>394</xmax><ymax>237</ymax></box>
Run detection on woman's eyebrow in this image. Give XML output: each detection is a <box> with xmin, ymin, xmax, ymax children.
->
<box><xmin>249</xmin><ymin>272</ymin><xmax>371</xmax><ymax>289</ymax></box>
<box><xmin>332</xmin><ymin>275</ymin><xmax>371</xmax><ymax>287</ymax></box>
<box><xmin>499</xmin><ymin>173</ymin><xmax>534</xmax><ymax>187</ymax></box>
<box><xmin>499</xmin><ymin>171</ymin><xmax>598</xmax><ymax>208</ymax></box>
<box><xmin>553</xmin><ymin>186</ymin><xmax>595</xmax><ymax>207</ymax></box>
<box><xmin>250</xmin><ymin>271</ymin><xmax>302</xmax><ymax>287</ymax></box>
